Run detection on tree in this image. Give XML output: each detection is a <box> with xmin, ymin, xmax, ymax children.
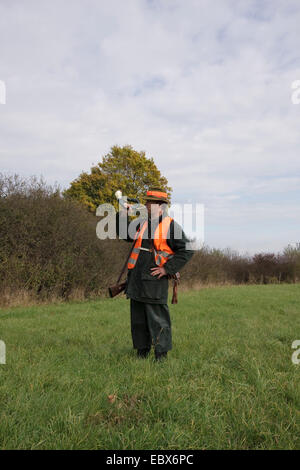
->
<box><xmin>63</xmin><ymin>145</ymin><xmax>172</xmax><ymax>212</ymax></box>
<box><xmin>252</xmin><ymin>253</ymin><xmax>278</xmax><ymax>284</ymax></box>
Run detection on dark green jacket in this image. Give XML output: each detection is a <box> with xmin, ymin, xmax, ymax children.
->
<box><xmin>116</xmin><ymin>211</ymin><xmax>194</xmax><ymax>304</ymax></box>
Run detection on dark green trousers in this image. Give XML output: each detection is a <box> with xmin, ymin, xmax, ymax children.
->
<box><xmin>130</xmin><ymin>299</ymin><xmax>172</xmax><ymax>354</ymax></box>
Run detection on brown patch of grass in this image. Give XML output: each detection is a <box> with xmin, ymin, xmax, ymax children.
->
<box><xmin>86</xmin><ymin>394</ymin><xmax>144</xmax><ymax>427</ymax></box>
<box><xmin>0</xmin><ymin>288</ymin><xmax>64</xmax><ymax>309</ymax></box>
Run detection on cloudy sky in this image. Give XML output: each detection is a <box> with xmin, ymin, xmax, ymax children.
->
<box><xmin>1</xmin><ymin>0</ymin><xmax>300</xmax><ymax>254</ymax></box>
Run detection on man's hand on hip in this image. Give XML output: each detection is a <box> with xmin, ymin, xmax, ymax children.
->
<box><xmin>150</xmin><ymin>266</ymin><xmax>167</xmax><ymax>279</ymax></box>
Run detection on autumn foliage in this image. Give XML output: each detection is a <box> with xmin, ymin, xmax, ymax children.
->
<box><xmin>63</xmin><ymin>145</ymin><xmax>172</xmax><ymax>212</ymax></box>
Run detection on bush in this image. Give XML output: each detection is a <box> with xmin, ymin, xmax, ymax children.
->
<box><xmin>0</xmin><ymin>174</ymin><xmax>129</xmax><ymax>305</ymax></box>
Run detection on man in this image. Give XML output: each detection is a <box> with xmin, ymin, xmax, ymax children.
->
<box><xmin>116</xmin><ymin>187</ymin><xmax>193</xmax><ymax>361</ymax></box>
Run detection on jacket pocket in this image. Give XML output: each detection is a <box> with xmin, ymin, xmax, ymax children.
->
<box><xmin>141</xmin><ymin>271</ymin><xmax>162</xmax><ymax>300</ymax></box>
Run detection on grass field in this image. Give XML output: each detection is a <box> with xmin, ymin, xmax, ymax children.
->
<box><xmin>0</xmin><ymin>284</ymin><xmax>299</xmax><ymax>450</ymax></box>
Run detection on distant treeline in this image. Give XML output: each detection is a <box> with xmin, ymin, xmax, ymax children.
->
<box><xmin>1</xmin><ymin>174</ymin><xmax>299</xmax><ymax>307</ymax></box>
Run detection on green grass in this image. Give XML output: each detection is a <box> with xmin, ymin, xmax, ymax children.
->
<box><xmin>0</xmin><ymin>284</ymin><xmax>299</xmax><ymax>450</ymax></box>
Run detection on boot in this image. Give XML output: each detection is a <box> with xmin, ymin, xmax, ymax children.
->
<box><xmin>137</xmin><ymin>348</ymin><xmax>151</xmax><ymax>358</ymax></box>
<box><xmin>155</xmin><ymin>351</ymin><xmax>167</xmax><ymax>362</ymax></box>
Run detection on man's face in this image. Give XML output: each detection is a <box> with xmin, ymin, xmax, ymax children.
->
<box><xmin>146</xmin><ymin>201</ymin><xmax>163</xmax><ymax>219</ymax></box>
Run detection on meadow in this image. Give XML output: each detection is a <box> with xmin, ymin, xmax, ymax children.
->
<box><xmin>0</xmin><ymin>284</ymin><xmax>299</xmax><ymax>450</ymax></box>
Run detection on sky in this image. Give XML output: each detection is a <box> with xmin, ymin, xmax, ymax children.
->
<box><xmin>0</xmin><ymin>0</ymin><xmax>300</xmax><ymax>254</ymax></box>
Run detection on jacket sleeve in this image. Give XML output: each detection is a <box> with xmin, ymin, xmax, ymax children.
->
<box><xmin>163</xmin><ymin>220</ymin><xmax>194</xmax><ymax>275</ymax></box>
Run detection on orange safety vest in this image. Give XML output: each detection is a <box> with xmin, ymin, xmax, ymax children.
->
<box><xmin>128</xmin><ymin>216</ymin><xmax>175</xmax><ymax>270</ymax></box>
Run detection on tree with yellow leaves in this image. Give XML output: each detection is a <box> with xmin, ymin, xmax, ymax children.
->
<box><xmin>63</xmin><ymin>145</ymin><xmax>172</xmax><ymax>213</ymax></box>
